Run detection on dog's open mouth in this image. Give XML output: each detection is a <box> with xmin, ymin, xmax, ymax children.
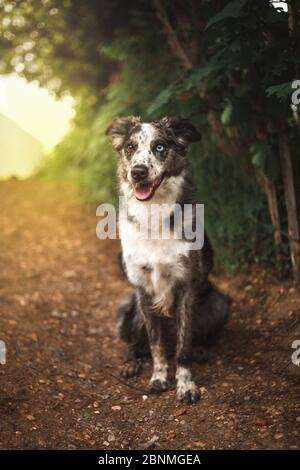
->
<box><xmin>133</xmin><ymin>175</ymin><xmax>164</xmax><ymax>201</ymax></box>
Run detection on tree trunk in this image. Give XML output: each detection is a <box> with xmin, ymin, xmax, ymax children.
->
<box><xmin>277</xmin><ymin>121</ymin><xmax>300</xmax><ymax>282</ymax></box>
<box><xmin>260</xmin><ymin>175</ymin><xmax>282</xmax><ymax>245</ymax></box>
<box><xmin>256</xmin><ymin>125</ymin><xmax>282</xmax><ymax>246</ymax></box>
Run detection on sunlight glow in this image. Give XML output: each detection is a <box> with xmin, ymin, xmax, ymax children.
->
<box><xmin>0</xmin><ymin>74</ymin><xmax>74</xmax><ymax>152</ymax></box>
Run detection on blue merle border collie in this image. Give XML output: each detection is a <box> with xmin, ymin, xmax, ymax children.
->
<box><xmin>106</xmin><ymin>116</ymin><xmax>231</xmax><ymax>404</ymax></box>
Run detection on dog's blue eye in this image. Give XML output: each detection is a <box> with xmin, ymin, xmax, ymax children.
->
<box><xmin>156</xmin><ymin>144</ymin><xmax>164</xmax><ymax>152</ymax></box>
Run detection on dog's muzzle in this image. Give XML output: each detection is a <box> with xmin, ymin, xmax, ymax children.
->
<box><xmin>131</xmin><ymin>164</ymin><xmax>149</xmax><ymax>182</ymax></box>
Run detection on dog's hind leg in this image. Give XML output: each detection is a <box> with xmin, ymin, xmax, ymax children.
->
<box><xmin>121</xmin><ymin>344</ymin><xmax>143</xmax><ymax>379</ymax></box>
<box><xmin>117</xmin><ymin>293</ymin><xmax>148</xmax><ymax>378</ymax></box>
<box><xmin>174</xmin><ymin>283</ymin><xmax>231</xmax><ymax>367</ymax></box>
<box><xmin>192</xmin><ymin>283</ymin><xmax>231</xmax><ymax>354</ymax></box>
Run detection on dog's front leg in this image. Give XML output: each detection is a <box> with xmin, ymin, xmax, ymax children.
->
<box><xmin>176</xmin><ymin>292</ymin><xmax>200</xmax><ymax>404</ymax></box>
<box><xmin>138</xmin><ymin>292</ymin><xmax>169</xmax><ymax>393</ymax></box>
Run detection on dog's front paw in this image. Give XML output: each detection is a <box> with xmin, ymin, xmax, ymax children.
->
<box><xmin>176</xmin><ymin>381</ymin><xmax>200</xmax><ymax>405</ymax></box>
<box><xmin>147</xmin><ymin>378</ymin><xmax>170</xmax><ymax>394</ymax></box>
<box><xmin>120</xmin><ymin>360</ymin><xmax>142</xmax><ymax>379</ymax></box>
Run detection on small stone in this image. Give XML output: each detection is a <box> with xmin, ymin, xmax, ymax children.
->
<box><xmin>173</xmin><ymin>407</ymin><xmax>187</xmax><ymax>417</ymax></box>
<box><xmin>26</xmin><ymin>415</ymin><xmax>36</xmax><ymax>421</ymax></box>
<box><xmin>142</xmin><ymin>395</ymin><xmax>148</xmax><ymax>401</ymax></box>
<box><xmin>108</xmin><ymin>433</ymin><xmax>115</xmax><ymax>442</ymax></box>
<box><xmin>274</xmin><ymin>433</ymin><xmax>284</xmax><ymax>440</ymax></box>
<box><xmin>63</xmin><ymin>270</ymin><xmax>76</xmax><ymax>279</ymax></box>
<box><xmin>68</xmin><ymin>444</ymin><xmax>77</xmax><ymax>450</ymax></box>
<box><xmin>255</xmin><ymin>419</ymin><xmax>268</xmax><ymax>427</ymax></box>
<box><xmin>140</xmin><ymin>435</ymin><xmax>159</xmax><ymax>450</ymax></box>
<box><xmin>296</xmin><ymin>417</ymin><xmax>300</xmax><ymax>423</ymax></box>
<box><xmin>194</xmin><ymin>440</ymin><xmax>206</xmax><ymax>448</ymax></box>
<box><xmin>111</xmin><ymin>405</ymin><xmax>121</xmax><ymax>411</ymax></box>
<box><xmin>51</xmin><ymin>310</ymin><xmax>67</xmax><ymax>318</ymax></box>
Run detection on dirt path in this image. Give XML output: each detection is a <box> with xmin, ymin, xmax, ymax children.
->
<box><xmin>0</xmin><ymin>178</ymin><xmax>300</xmax><ymax>450</ymax></box>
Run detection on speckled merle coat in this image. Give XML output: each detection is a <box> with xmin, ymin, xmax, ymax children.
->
<box><xmin>106</xmin><ymin>116</ymin><xmax>230</xmax><ymax>404</ymax></box>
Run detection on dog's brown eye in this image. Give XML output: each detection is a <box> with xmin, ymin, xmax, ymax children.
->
<box><xmin>125</xmin><ymin>143</ymin><xmax>136</xmax><ymax>158</ymax></box>
<box><xmin>126</xmin><ymin>143</ymin><xmax>135</xmax><ymax>154</ymax></box>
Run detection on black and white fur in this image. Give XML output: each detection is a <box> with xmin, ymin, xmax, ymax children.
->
<box><xmin>106</xmin><ymin>116</ymin><xmax>231</xmax><ymax>404</ymax></box>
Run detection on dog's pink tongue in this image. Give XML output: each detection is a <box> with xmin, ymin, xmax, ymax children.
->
<box><xmin>134</xmin><ymin>183</ymin><xmax>153</xmax><ymax>201</ymax></box>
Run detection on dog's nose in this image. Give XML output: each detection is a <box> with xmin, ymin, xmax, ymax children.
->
<box><xmin>131</xmin><ymin>165</ymin><xmax>149</xmax><ymax>182</ymax></box>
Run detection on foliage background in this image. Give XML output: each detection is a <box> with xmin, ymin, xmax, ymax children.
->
<box><xmin>1</xmin><ymin>0</ymin><xmax>299</xmax><ymax>273</ymax></box>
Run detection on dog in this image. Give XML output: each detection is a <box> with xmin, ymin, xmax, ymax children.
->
<box><xmin>106</xmin><ymin>116</ymin><xmax>230</xmax><ymax>404</ymax></box>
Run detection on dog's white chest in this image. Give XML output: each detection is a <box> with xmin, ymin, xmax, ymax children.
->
<box><xmin>120</xmin><ymin>218</ymin><xmax>189</xmax><ymax>316</ymax></box>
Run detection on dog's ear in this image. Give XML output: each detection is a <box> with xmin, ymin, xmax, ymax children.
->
<box><xmin>106</xmin><ymin>116</ymin><xmax>141</xmax><ymax>151</ymax></box>
<box><xmin>160</xmin><ymin>116</ymin><xmax>201</xmax><ymax>146</ymax></box>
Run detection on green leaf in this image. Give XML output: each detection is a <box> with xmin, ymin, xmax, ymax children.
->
<box><xmin>205</xmin><ymin>0</ymin><xmax>249</xmax><ymax>30</ymax></box>
<box><xmin>100</xmin><ymin>38</ymin><xmax>135</xmax><ymax>61</ymax></box>
<box><xmin>266</xmin><ymin>82</ymin><xmax>292</xmax><ymax>102</ymax></box>
<box><xmin>221</xmin><ymin>102</ymin><xmax>234</xmax><ymax>126</ymax></box>
<box><xmin>250</xmin><ymin>142</ymin><xmax>267</xmax><ymax>172</ymax></box>
<box><xmin>186</xmin><ymin>63</ymin><xmax>220</xmax><ymax>88</ymax></box>
<box><xmin>146</xmin><ymin>83</ymin><xmax>176</xmax><ymax>115</ymax></box>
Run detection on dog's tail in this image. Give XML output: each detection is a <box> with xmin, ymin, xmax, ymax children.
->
<box><xmin>193</xmin><ymin>281</ymin><xmax>231</xmax><ymax>345</ymax></box>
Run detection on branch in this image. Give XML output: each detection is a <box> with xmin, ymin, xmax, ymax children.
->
<box><xmin>153</xmin><ymin>0</ymin><xmax>193</xmax><ymax>71</ymax></box>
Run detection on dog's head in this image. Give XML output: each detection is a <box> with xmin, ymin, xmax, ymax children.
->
<box><xmin>106</xmin><ymin>116</ymin><xmax>200</xmax><ymax>202</ymax></box>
